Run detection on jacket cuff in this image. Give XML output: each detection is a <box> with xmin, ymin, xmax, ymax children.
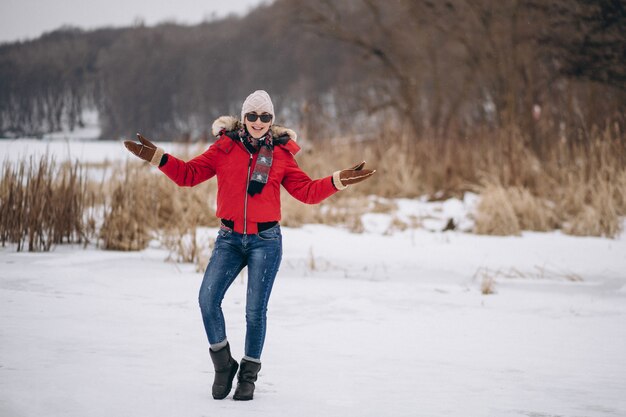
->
<box><xmin>150</xmin><ymin>147</ymin><xmax>165</xmax><ymax>167</ymax></box>
<box><xmin>332</xmin><ymin>170</ymin><xmax>348</xmax><ymax>190</ymax></box>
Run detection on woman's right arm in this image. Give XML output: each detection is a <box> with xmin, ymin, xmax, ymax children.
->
<box><xmin>124</xmin><ymin>133</ymin><xmax>219</xmax><ymax>187</ymax></box>
<box><xmin>159</xmin><ymin>145</ymin><xmax>218</xmax><ymax>187</ymax></box>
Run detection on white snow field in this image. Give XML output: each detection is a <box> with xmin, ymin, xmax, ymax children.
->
<box><xmin>1</xmin><ymin>224</ymin><xmax>626</xmax><ymax>417</ymax></box>
<box><xmin>0</xmin><ymin>137</ymin><xmax>179</xmax><ymax>165</ymax></box>
<box><xmin>1</xmin><ymin>137</ymin><xmax>625</xmax><ymax>416</ymax></box>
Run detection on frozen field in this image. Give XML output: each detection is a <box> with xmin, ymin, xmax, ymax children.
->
<box><xmin>0</xmin><ymin>137</ymin><xmax>179</xmax><ymax>165</ymax></box>
<box><xmin>1</xmin><ymin>136</ymin><xmax>625</xmax><ymax>416</ymax></box>
<box><xmin>1</xmin><ymin>224</ymin><xmax>625</xmax><ymax>417</ymax></box>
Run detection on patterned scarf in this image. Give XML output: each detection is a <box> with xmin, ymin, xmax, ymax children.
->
<box><xmin>238</xmin><ymin>127</ymin><xmax>274</xmax><ymax>196</ymax></box>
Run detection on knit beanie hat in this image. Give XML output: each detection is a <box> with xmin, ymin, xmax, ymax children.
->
<box><xmin>241</xmin><ymin>90</ymin><xmax>275</xmax><ymax>125</ymax></box>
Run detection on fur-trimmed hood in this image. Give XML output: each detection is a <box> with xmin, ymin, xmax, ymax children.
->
<box><xmin>211</xmin><ymin>115</ymin><xmax>298</xmax><ymax>142</ymax></box>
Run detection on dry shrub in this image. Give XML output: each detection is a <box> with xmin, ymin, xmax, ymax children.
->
<box><xmin>3</xmin><ymin>122</ymin><xmax>625</xmax><ymax>256</ymax></box>
<box><xmin>99</xmin><ymin>166</ymin><xmax>152</xmax><ymax>250</ymax></box>
<box><xmin>153</xmin><ymin>176</ymin><xmax>218</xmax><ymax>231</ymax></box>
<box><xmin>152</xmin><ymin>156</ymin><xmax>218</xmax><ymax>266</ymax></box>
<box><xmin>614</xmin><ymin>170</ymin><xmax>626</xmax><ymax>212</ymax></box>
<box><xmin>0</xmin><ymin>155</ymin><xmax>94</xmax><ymax>251</ymax></box>
<box><xmin>297</xmin><ymin>124</ymin><xmax>625</xmax><ymax>237</ymax></box>
<box><xmin>481</xmin><ymin>276</ymin><xmax>496</xmax><ymax>295</ymax></box>
<box><xmin>550</xmin><ymin>136</ymin><xmax>625</xmax><ymax>238</ymax></box>
<box><xmin>279</xmin><ymin>193</ymin><xmax>327</xmax><ymax>227</ymax></box>
<box><xmin>474</xmin><ymin>267</ymin><xmax>498</xmax><ymax>294</ymax></box>
<box><xmin>562</xmin><ymin>179</ymin><xmax>622</xmax><ymax>237</ymax></box>
<box><xmin>475</xmin><ymin>184</ymin><xmax>557</xmax><ymax>234</ymax></box>
<box><xmin>158</xmin><ymin>184</ymin><xmax>217</xmax><ymax>264</ymax></box>
<box><xmin>99</xmin><ymin>160</ymin><xmax>218</xmax><ymax>251</ymax></box>
<box><xmin>296</xmin><ymin>126</ymin><xmax>550</xmax><ymax>199</ymax></box>
<box><xmin>373</xmin><ymin>141</ymin><xmax>424</xmax><ymax>197</ymax></box>
<box><xmin>474</xmin><ymin>184</ymin><xmax>521</xmax><ymax>236</ymax></box>
<box><xmin>507</xmin><ymin>187</ymin><xmax>557</xmax><ymax>231</ymax></box>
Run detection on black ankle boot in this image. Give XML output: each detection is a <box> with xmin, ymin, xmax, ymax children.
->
<box><xmin>209</xmin><ymin>343</ymin><xmax>239</xmax><ymax>400</ymax></box>
<box><xmin>233</xmin><ymin>358</ymin><xmax>261</xmax><ymax>401</ymax></box>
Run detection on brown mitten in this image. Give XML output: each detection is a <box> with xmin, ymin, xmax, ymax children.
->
<box><xmin>333</xmin><ymin>161</ymin><xmax>376</xmax><ymax>190</ymax></box>
<box><xmin>124</xmin><ymin>133</ymin><xmax>165</xmax><ymax>166</ymax></box>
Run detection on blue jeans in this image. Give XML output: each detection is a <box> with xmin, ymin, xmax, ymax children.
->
<box><xmin>198</xmin><ymin>224</ymin><xmax>282</xmax><ymax>360</ymax></box>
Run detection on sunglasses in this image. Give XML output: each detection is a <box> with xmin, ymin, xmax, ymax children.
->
<box><xmin>245</xmin><ymin>113</ymin><xmax>273</xmax><ymax>123</ymax></box>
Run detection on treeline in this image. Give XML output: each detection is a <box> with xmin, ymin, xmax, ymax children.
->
<box><xmin>0</xmin><ymin>3</ymin><xmax>361</xmax><ymax>140</ymax></box>
<box><xmin>0</xmin><ymin>0</ymin><xmax>624</xmax><ymax>142</ymax></box>
<box><xmin>0</xmin><ymin>27</ymin><xmax>116</xmax><ymax>137</ymax></box>
<box><xmin>284</xmin><ymin>0</ymin><xmax>626</xmax><ymax>145</ymax></box>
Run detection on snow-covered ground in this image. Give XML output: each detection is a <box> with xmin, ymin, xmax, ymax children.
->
<box><xmin>0</xmin><ymin>137</ymin><xmax>180</xmax><ymax>166</ymax></box>
<box><xmin>1</xmin><ymin>224</ymin><xmax>625</xmax><ymax>417</ymax></box>
<box><xmin>2</xmin><ymin>136</ymin><xmax>625</xmax><ymax>416</ymax></box>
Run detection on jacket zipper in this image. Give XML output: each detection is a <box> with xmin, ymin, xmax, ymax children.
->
<box><xmin>243</xmin><ymin>151</ymin><xmax>253</xmax><ymax>235</ymax></box>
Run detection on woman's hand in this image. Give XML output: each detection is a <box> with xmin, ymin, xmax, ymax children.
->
<box><xmin>333</xmin><ymin>161</ymin><xmax>376</xmax><ymax>190</ymax></box>
<box><xmin>124</xmin><ymin>133</ymin><xmax>165</xmax><ymax>166</ymax></box>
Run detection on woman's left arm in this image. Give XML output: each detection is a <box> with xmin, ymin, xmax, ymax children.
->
<box><xmin>281</xmin><ymin>154</ymin><xmax>338</xmax><ymax>204</ymax></box>
<box><xmin>281</xmin><ymin>153</ymin><xmax>376</xmax><ymax>204</ymax></box>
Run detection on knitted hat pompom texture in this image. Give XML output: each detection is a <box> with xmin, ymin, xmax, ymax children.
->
<box><xmin>241</xmin><ymin>90</ymin><xmax>275</xmax><ymax>125</ymax></box>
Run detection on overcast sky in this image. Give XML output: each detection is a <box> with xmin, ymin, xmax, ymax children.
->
<box><xmin>0</xmin><ymin>0</ymin><xmax>268</xmax><ymax>43</ymax></box>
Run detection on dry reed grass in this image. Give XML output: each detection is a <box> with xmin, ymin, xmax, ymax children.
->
<box><xmin>481</xmin><ymin>276</ymin><xmax>496</xmax><ymax>295</ymax></box>
<box><xmin>98</xmin><ymin>160</ymin><xmax>218</xmax><ymax>252</ymax></box>
<box><xmin>297</xmin><ymin>125</ymin><xmax>625</xmax><ymax>237</ymax></box>
<box><xmin>1</xmin><ymin>124</ymin><xmax>624</xmax><ymax>255</ymax></box>
<box><xmin>473</xmin><ymin>182</ymin><xmax>559</xmax><ymax>235</ymax></box>
<box><xmin>0</xmin><ymin>156</ymin><xmax>95</xmax><ymax>251</ymax></box>
<box><xmin>474</xmin><ymin>184</ymin><xmax>521</xmax><ymax>236</ymax></box>
<box><xmin>99</xmin><ymin>164</ymin><xmax>151</xmax><ymax>251</ymax></box>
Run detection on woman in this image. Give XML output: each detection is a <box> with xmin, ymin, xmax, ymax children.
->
<box><xmin>124</xmin><ymin>90</ymin><xmax>375</xmax><ymax>401</ymax></box>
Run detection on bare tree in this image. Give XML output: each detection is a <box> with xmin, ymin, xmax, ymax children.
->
<box><xmin>531</xmin><ymin>0</ymin><xmax>626</xmax><ymax>90</ymax></box>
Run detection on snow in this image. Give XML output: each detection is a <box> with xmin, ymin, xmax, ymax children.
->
<box><xmin>44</xmin><ymin>109</ymin><xmax>102</xmax><ymax>141</ymax></box>
<box><xmin>0</xmin><ymin>138</ymin><xmax>182</xmax><ymax>166</ymax></box>
<box><xmin>1</xmin><ymin>225</ymin><xmax>626</xmax><ymax>417</ymax></box>
<box><xmin>362</xmin><ymin>194</ymin><xmax>479</xmax><ymax>234</ymax></box>
<box><xmin>0</xmin><ymin>113</ymin><xmax>195</xmax><ymax>166</ymax></box>
<box><xmin>1</xmin><ymin>137</ymin><xmax>625</xmax><ymax>415</ymax></box>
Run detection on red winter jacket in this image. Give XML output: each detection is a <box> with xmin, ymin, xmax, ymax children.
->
<box><xmin>159</xmin><ymin>127</ymin><xmax>338</xmax><ymax>234</ymax></box>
